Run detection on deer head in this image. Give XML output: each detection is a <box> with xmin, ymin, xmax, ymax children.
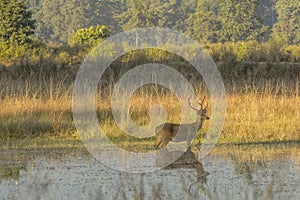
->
<box><xmin>188</xmin><ymin>96</ymin><xmax>210</xmax><ymax>121</ymax></box>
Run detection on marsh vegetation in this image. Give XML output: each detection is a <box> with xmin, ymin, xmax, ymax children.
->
<box><xmin>1</xmin><ymin>1</ymin><xmax>300</xmax><ymax>198</ymax></box>
<box><xmin>1</xmin><ymin>49</ymin><xmax>299</xmax><ymax>149</ymax></box>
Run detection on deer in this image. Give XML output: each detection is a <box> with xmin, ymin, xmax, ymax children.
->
<box><xmin>154</xmin><ymin>96</ymin><xmax>209</xmax><ymax>149</ymax></box>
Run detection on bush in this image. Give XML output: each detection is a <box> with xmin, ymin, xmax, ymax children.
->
<box><xmin>70</xmin><ymin>25</ymin><xmax>110</xmax><ymax>47</ymax></box>
<box><xmin>204</xmin><ymin>41</ymin><xmax>300</xmax><ymax>63</ymax></box>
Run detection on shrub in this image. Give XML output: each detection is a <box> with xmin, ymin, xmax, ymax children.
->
<box><xmin>70</xmin><ymin>25</ymin><xmax>110</xmax><ymax>47</ymax></box>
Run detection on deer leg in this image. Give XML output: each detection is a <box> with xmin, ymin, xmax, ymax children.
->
<box><xmin>154</xmin><ymin>137</ymin><xmax>163</xmax><ymax>149</ymax></box>
<box><xmin>161</xmin><ymin>138</ymin><xmax>170</xmax><ymax>148</ymax></box>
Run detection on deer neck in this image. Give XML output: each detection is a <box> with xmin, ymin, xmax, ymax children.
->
<box><xmin>194</xmin><ymin>115</ymin><xmax>204</xmax><ymax>131</ymax></box>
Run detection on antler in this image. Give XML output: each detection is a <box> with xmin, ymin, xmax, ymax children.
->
<box><xmin>189</xmin><ymin>96</ymin><xmax>208</xmax><ymax>111</ymax></box>
<box><xmin>188</xmin><ymin>96</ymin><xmax>199</xmax><ymax>111</ymax></box>
<box><xmin>198</xmin><ymin>96</ymin><xmax>208</xmax><ymax>110</ymax></box>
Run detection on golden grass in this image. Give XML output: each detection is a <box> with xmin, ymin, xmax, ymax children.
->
<box><xmin>222</xmin><ymin>89</ymin><xmax>300</xmax><ymax>143</ymax></box>
<box><xmin>0</xmin><ymin>77</ymin><xmax>299</xmax><ymax>149</ymax></box>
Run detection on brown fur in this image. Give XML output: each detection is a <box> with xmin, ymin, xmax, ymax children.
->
<box><xmin>154</xmin><ymin>111</ymin><xmax>209</xmax><ymax>149</ymax></box>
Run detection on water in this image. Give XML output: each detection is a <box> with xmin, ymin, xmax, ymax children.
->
<box><xmin>0</xmin><ymin>144</ymin><xmax>299</xmax><ymax>199</ymax></box>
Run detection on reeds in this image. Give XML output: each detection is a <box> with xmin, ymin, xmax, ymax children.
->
<box><xmin>0</xmin><ymin>72</ymin><xmax>299</xmax><ymax>149</ymax></box>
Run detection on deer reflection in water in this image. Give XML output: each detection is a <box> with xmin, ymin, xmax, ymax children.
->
<box><xmin>156</xmin><ymin>147</ymin><xmax>209</xmax><ymax>196</ymax></box>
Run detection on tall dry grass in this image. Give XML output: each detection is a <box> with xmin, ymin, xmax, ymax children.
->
<box><xmin>0</xmin><ymin>72</ymin><xmax>298</xmax><ymax>149</ymax></box>
<box><xmin>221</xmin><ymin>79</ymin><xmax>300</xmax><ymax>143</ymax></box>
<box><xmin>1</xmin><ymin>43</ymin><xmax>299</xmax><ymax>149</ymax></box>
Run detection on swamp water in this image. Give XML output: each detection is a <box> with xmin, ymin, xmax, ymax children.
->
<box><xmin>0</xmin><ymin>143</ymin><xmax>299</xmax><ymax>199</ymax></box>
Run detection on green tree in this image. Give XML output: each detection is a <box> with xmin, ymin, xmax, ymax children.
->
<box><xmin>256</xmin><ymin>0</ymin><xmax>277</xmax><ymax>28</ymax></box>
<box><xmin>34</xmin><ymin>0</ymin><xmax>96</xmax><ymax>43</ymax></box>
<box><xmin>0</xmin><ymin>0</ymin><xmax>35</xmax><ymax>46</ymax></box>
<box><xmin>217</xmin><ymin>0</ymin><xmax>268</xmax><ymax>42</ymax></box>
<box><xmin>118</xmin><ymin>0</ymin><xmax>161</xmax><ymax>47</ymax></box>
<box><xmin>272</xmin><ymin>0</ymin><xmax>300</xmax><ymax>44</ymax></box>
<box><xmin>26</xmin><ymin>0</ymin><xmax>41</xmax><ymax>11</ymax></box>
<box><xmin>93</xmin><ymin>0</ymin><xmax>123</xmax><ymax>34</ymax></box>
<box><xmin>173</xmin><ymin>0</ymin><xmax>197</xmax><ymax>32</ymax></box>
<box><xmin>154</xmin><ymin>0</ymin><xmax>197</xmax><ymax>32</ymax></box>
<box><xmin>155</xmin><ymin>0</ymin><xmax>178</xmax><ymax>28</ymax></box>
<box><xmin>185</xmin><ymin>0</ymin><xmax>220</xmax><ymax>43</ymax></box>
<box><xmin>119</xmin><ymin>0</ymin><xmax>161</xmax><ymax>30</ymax></box>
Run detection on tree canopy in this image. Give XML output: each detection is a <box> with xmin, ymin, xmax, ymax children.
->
<box><xmin>0</xmin><ymin>0</ymin><xmax>35</xmax><ymax>46</ymax></box>
<box><xmin>119</xmin><ymin>0</ymin><xmax>161</xmax><ymax>30</ymax></box>
<box><xmin>272</xmin><ymin>0</ymin><xmax>300</xmax><ymax>44</ymax></box>
<box><xmin>185</xmin><ymin>0</ymin><xmax>220</xmax><ymax>43</ymax></box>
<box><xmin>0</xmin><ymin>0</ymin><xmax>298</xmax><ymax>45</ymax></box>
<box><xmin>33</xmin><ymin>0</ymin><xmax>96</xmax><ymax>43</ymax></box>
<box><xmin>217</xmin><ymin>0</ymin><xmax>268</xmax><ymax>42</ymax></box>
